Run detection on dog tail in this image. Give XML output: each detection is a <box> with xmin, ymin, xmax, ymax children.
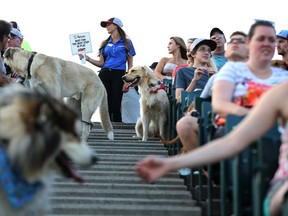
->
<box><xmin>99</xmin><ymin>90</ymin><xmax>114</xmax><ymax>140</ymax></box>
<box><xmin>158</xmin><ymin>134</ymin><xmax>180</xmax><ymax>145</ymax></box>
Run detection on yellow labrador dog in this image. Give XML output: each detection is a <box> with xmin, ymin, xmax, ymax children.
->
<box><xmin>122</xmin><ymin>65</ymin><xmax>169</xmax><ymax>141</ymax></box>
<box><xmin>0</xmin><ymin>84</ymin><xmax>98</xmax><ymax>216</ymax></box>
<box><xmin>3</xmin><ymin>47</ymin><xmax>113</xmax><ymax>141</ymax></box>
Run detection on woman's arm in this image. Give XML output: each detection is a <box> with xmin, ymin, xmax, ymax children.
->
<box><xmin>86</xmin><ymin>55</ymin><xmax>105</xmax><ymax>68</ymax></box>
<box><xmin>153</xmin><ymin>58</ymin><xmax>167</xmax><ymax>81</ymax></box>
<box><xmin>135</xmin><ymin>82</ymin><xmax>284</xmax><ymax>183</ymax></box>
<box><xmin>212</xmin><ymin>80</ymin><xmax>249</xmax><ymax>116</ymax></box>
<box><xmin>127</xmin><ymin>55</ymin><xmax>133</xmax><ymax>71</ymax></box>
<box><xmin>78</xmin><ymin>53</ymin><xmax>104</xmax><ymax>68</ymax></box>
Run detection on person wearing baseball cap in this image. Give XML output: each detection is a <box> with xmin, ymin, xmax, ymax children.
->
<box><xmin>276</xmin><ymin>30</ymin><xmax>288</xmax><ymax>66</ymax></box>
<box><xmin>78</xmin><ymin>17</ymin><xmax>136</xmax><ymax>123</ymax></box>
<box><xmin>7</xmin><ymin>28</ymin><xmax>23</xmax><ymax>48</ymax></box>
<box><xmin>174</xmin><ymin>38</ymin><xmax>217</xmax><ymax>101</ymax></box>
<box><xmin>210</xmin><ymin>27</ymin><xmax>228</xmax><ymax>70</ymax></box>
<box><xmin>5</xmin><ymin>28</ymin><xmax>27</xmax><ymax>85</ymax></box>
<box><xmin>10</xmin><ymin>21</ymin><xmax>32</xmax><ymax>52</ymax></box>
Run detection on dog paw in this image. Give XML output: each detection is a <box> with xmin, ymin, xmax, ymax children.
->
<box><xmin>107</xmin><ymin>131</ymin><xmax>114</xmax><ymax>140</ymax></box>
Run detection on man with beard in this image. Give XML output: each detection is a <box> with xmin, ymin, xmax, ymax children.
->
<box><xmin>276</xmin><ymin>30</ymin><xmax>288</xmax><ymax>67</ymax></box>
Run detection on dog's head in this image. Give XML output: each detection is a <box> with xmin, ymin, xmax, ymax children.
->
<box><xmin>122</xmin><ymin>65</ymin><xmax>157</xmax><ymax>88</ymax></box>
<box><xmin>3</xmin><ymin>47</ymin><xmax>33</xmax><ymax>77</ymax></box>
<box><xmin>271</xmin><ymin>60</ymin><xmax>288</xmax><ymax>70</ymax></box>
<box><xmin>0</xmin><ymin>84</ymin><xmax>98</xmax><ymax>183</ymax></box>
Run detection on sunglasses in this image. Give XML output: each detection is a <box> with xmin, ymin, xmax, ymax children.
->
<box><xmin>227</xmin><ymin>38</ymin><xmax>246</xmax><ymax>44</ymax></box>
<box><xmin>211</xmin><ymin>35</ymin><xmax>224</xmax><ymax>40</ymax></box>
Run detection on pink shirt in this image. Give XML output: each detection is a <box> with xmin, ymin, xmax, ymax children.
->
<box><xmin>172</xmin><ymin>64</ymin><xmax>188</xmax><ymax>78</ymax></box>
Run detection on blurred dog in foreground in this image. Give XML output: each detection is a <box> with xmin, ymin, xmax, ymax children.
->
<box><xmin>0</xmin><ymin>84</ymin><xmax>98</xmax><ymax>216</ymax></box>
<box><xmin>3</xmin><ymin>47</ymin><xmax>114</xmax><ymax>141</ymax></box>
<box><xmin>122</xmin><ymin>65</ymin><xmax>169</xmax><ymax>141</ymax></box>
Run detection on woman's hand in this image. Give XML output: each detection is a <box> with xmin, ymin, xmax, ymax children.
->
<box><xmin>135</xmin><ymin>156</ymin><xmax>170</xmax><ymax>183</ymax></box>
<box><xmin>78</xmin><ymin>53</ymin><xmax>84</xmax><ymax>60</ymax></box>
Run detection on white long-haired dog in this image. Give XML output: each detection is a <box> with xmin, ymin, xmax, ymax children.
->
<box><xmin>0</xmin><ymin>84</ymin><xmax>98</xmax><ymax>216</ymax></box>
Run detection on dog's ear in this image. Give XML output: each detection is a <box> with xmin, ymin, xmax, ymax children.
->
<box><xmin>3</xmin><ymin>47</ymin><xmax>14</xmax><ymax>60</ymax></box>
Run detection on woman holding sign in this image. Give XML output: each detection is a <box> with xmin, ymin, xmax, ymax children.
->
<box><xmin>79</xmin><ymin>17</ymin><xmax>136</xmax><ymax>122</ymax></box>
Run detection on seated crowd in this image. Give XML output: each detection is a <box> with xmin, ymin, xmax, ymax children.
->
<box><xmin>137</xmin><ymin>20</ymin><xmax>288</xmax><ymax>216</ymax></box>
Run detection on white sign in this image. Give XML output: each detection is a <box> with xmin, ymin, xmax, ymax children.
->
<box><xmin>69</xmin><ymin>32</ymin><xmax>92</xmax><ymax>55</ymax></box>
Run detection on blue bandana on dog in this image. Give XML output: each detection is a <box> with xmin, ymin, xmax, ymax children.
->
<box><xmin>0</xmin><ymin>145</ymin><xmax>42</xmax><ymax>208</ymax></box>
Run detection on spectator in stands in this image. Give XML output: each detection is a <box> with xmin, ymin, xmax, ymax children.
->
<box><xmin>153</xmin><ymin>36</ymin><xmax>187</xmax><ymax>81</ymax></box>
<box><xmin>171</xmin><ymin>38</ymin><xmax>196</xmax><ymax>84</ymax></box>
<box><xmin>174</xmin><ymin>38</ymin><xmax>217</xmax><ymax>101</ymax></box>
<box><xmin>276</xmin><ymin>30</ymin><xmax>288</xmax><ymax>67</ymax></box>
<box><xmin>135</xmin><ymin>80</ymin><xmax>288</xmax><ymax>216</ymax></box>
<box><xmin>0</xmin><ymin>20</ymin><xmax>11</xmax><ymax>86</ymax></box>
<box><xmin>175</xmin><ymin>31</ymin><xmax>248</xmax><ymax>153</ymax></box>
<box><xmin>148</xmin><ymin>20</ymin><xmax>288</xmax><ymax>181</ymax></box>
<box><xmin>210</xmin><ymin>27</ymin><xmax>228</xmax><ymax>70</ymax></box>
<box><xmin>10</xmin><ymin>21</ymin><xmax>32</xmax><ymax>51</ymax></box>
<box><xmin>6</xmin><ymin>28</ymin><xmax>26</xmax><ymax>85</ymax></box>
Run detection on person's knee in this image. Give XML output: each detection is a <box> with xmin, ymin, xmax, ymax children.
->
<box><xmin>176</xmin><ymin>116</ymin><xmax>195</xmax><ymax>135</ymax></box>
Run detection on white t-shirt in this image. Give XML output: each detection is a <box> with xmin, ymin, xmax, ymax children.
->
<box><xmin>213</xmin><ymin>61</ymin><xmax>288</xmax><ymax>106</ymax></box>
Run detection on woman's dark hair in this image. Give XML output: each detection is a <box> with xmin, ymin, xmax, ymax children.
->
<box><xmin>248</xmin><ymin>20</ymin><xmax>275</xmax><ymax>39</ymax></box>
<box><xmin>98</xmin><ymin>26</ymin><xmax>131</xmax><ymax>59</ymax></box>
<box><xmin>0</xmin><ymin>20</ymin><xmax>12</xmax><ymax>41</ymax></box>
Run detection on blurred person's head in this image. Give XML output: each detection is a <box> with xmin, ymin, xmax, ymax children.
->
<box><xmin>247</xmin><ymin>20</ymin><xmax>276</xmax><ymax>64</ymax></box>
<box><xmin>7</xmin><ymin>28</ymin><xmax>23</xmax><ymax>48</ymax></box>
<box><xmin>186</xmin><ymin>38</ymin><xmax>196</xmax><ymax>63</ymax></box>
<box><xmin>276</xmin><ymin>30</ymin><xmax>288</xmax><ymax>57</ymax></box>
<box><xmin>210</xmin><ymin>27</ymin><xmax>226</xmax><ymax>51</ymax></box>
<box><xmin>225</xmin><ymin>31</ymin><xmax>248</xmax><ymax>61</ymax></box>
<box><xmin>0</xmin><ymin>20</ymin><xmax>12</xmax><ymax>50</ymax></box>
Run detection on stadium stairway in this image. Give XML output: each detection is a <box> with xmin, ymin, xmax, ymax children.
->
<box><xmin>47</xmin><ymin>122</ymin><xmax>202</xmax><ymax>216</ymax></box>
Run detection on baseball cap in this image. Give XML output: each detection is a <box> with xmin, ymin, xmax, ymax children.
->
<box><xmin>190</xmin><ymin>38</ymin><xmax>217</xmax><ymax>52</ymax></box>
<box><xmin>277</xmin><ymin>30</ymin><xmax>288</xmax><ymax>39</ymax></box>
<box><xmin>100</xmin><ymin>17</ymin><xmax>123</xmax><ymax>28</ymax></box>
<box><xmin>210</xmin><ymin>27</ymin><xmax>225</xmax><ymax>38</ymax></box>
<box><xmin>10</xmin><ymin>28</ymin><xmax>23</xmax><ymax>39</ymax></box>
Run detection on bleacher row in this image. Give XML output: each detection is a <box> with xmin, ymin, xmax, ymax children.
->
<box><xmin>162</xmin><ymin>78</ymin><xmax>288</xmax><ymax>216</ymax></box>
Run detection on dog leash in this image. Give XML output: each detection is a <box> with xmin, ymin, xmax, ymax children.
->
<box><xmin>0</xmin><ymin>145</ymin><xmax>42</xmax><ymax>209</ymax></box>
<box><xmin>82</xmin><ymin>120</ymin><xmax>94</xmax><ymax>130</ymax></box>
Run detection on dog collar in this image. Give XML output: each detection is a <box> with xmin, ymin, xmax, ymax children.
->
<box><xmin>0</xmin><ymin>145</ymin><xmax>42</xmax><ymax>209</ymax></box>
<box><xmin>149</xmin><ymin>83</ymin><xmax>166</xmax><ymax>94</ymax></box>
<box><xmin>27</xmin><ymin>52</ymin><xmax>37</xmax><ymax>79</ymax></box>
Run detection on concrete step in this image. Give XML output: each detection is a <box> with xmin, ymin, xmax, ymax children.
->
<box><xmin>48</xmin><ymin>122</ymin><xmax>202</xmax><ymax>215</ymax></box>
